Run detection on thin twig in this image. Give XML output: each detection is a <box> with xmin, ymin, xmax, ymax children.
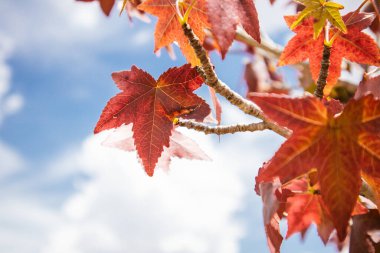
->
<box><xmin>235</xmin><ymin>30</ymin><xmax>283</xmax><ymax>58</ymax></box>
<box><xmin>314</xmin><ymin>44</ymin><xmax>331</xmax><ymax>99</ymax></box>
<box><xmin>181</xmin><ymin>23</ymin><xmax>291</xmax><ymax>138</ymax></box>
<box><xmin>176</xmin><ymin>120</ymin><xmax>270</xmax><ymax>135</ymax></box>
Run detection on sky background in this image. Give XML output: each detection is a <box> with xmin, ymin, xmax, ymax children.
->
<box><xmin>0</xmin><ymin>0</ymin><xmax>360</xmax><ymax>252</ymax></box>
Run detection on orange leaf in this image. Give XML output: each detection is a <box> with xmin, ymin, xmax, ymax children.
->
<box><xmin>249</xmin><ymin>93</ymin><xmax>380</xmax><ymax>241</ymax></box>
<box><xmin>94</xmin><ymin>64</ymin><xmax>210</xmax><ymax>176</ymax></box>
<box><xmin>138</xmin><ymin>0</ymin><xmax>210</xmax><ymax>65</ymax></box>
<box><xmin>279</xmin><ymin>13</ymin><xmax>380</xmax><ymax>95</ymax></box>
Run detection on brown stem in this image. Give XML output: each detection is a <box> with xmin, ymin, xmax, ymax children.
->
<box><xmin>181</xmin><ymin>23</ymin><xmax>291</xmax><ymax>138</ymax></box>
<box><xmin>176</xmin><ymin>120</ymin><xmax>270</xmax><ymax>135</ymax></box>
<box><xmin>314</xmin><ymin>44</ymin><xmax>331</xmax><ymax>99</ymax></box>
<box><xmin>235</xmin><ymin>30</ymin><xmax>283</xmax><ymax>58</ymax></box>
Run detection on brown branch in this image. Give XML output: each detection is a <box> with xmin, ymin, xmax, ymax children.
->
<box><xmin>314</xmin><ymin>44</ymin><xmax>331</xmax><ymax>99</ymax></box>
<box><xmin>235</xmin><ymin>30</ymin><xmax>283</xmax><ymax>58</ymax></box>
<box><xmin>181</xmin><ymin>23</ymin><xmax>291</xmax><ymax>138</ymax></box>
<box><xmin>176</xmin><ymin>120</ymin><xmax>271</xmax><ymax>135</ymax></box>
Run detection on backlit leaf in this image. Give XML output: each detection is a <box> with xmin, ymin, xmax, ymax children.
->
<box><xmin>138</xmin><ymin>0</ymin><xmax>210</xmax><ymax>65</ymax></box>
<box><xmin>94</xmin><ymin>64</ymin><xmax>210</xmax><ymax>176</ymax></box>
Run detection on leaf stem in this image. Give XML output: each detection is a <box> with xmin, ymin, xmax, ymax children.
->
<box><xmin>370</xmin><ymin>0</ymin><xmax>380</xmax><ymax>26</ymax></box>
<box><xmin>314</xmin><ymin>43</ymin><xmax>331</xmax><ymax>99</ymax></box>
<box><xmin>181</xmin><ymin>23</ymin><xmax>291</xmax><ymax>138</ymax></box>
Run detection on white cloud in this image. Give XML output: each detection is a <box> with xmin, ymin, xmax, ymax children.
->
<box><xmin>0</xmin><ymin>101</ymin><xmax>278</xmax><ymax>253</ymax></box>
<box><xmin>41</xmin><ymin>129</ymin><xmax>248</xmax><ymax>253</ymax></box>
<box><xmin>0</xmin><ymin>195</ymin><xmax>60</xmax><ymax>253</ymax></box>
<box><xmin>132</xmin><ymin>29</ymin><xmax>154</xmax><ymax>47</ymax></box>
<box><xmin>0</xmin><ymin>35</ymin><xmax>25</xmax><ymax>179</ymax></box>
<box><xmin>0</xmin><ymin>141</ymin><xmax>24</xmax><ymax>179</ymax></box>
<box><xmin>0</xmin><ymin>36</ymin><xmax>24</xmax><ymax>125</ymax></box>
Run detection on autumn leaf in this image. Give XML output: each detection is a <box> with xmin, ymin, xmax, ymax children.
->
<box><xmin>77</xmin><ymin>0</ymin><xmax>115</xmax><ymax>16</ymax></box>
<box><xmin>102</xmin><ymin>124</ymin><xmax>211</xmax><ymax>171</ymax></box>
<box><xmin>206</xmin><ymin>0</ymin><xmax>260</xmax><ymax>58</ymax></box>
<box><xmin>279</xmin><ymin>13</ymin><xmax>380</xmax><ymax>95</ymax></box>
<box><xmin>259</xmin><ymin>180</ymin><xmax>284</xmax><ymax>253</ymax></box>
<box><xmin>249</xmin><ymin>93</ymin><xmax>380</xmax><ymax>241</ymax></box>
<box><xmin>259</xmin><ymin>173</ymin><xmax>367</xmax><ymax>249</ymax></box>
<box><xmin>291</xmin><ymin>0</ymin><xmax>346</xmax><ymax>38</ymax></box>
<box><xmin>138</xmin><ymin>0</ymin><xmax>210</xmax><ymax>65</ymax></box>
<box><xmin>284</xmin><ymin>176</ymin><xmax>367</xmax><ymax>244</ymax></box>
<box><xmin>94</xmin><ymin>64</ymin><xmax>210</xmax><ymax>176</ymax></box>
<box><xmin>284</xmin><ymin>180</ymin><xmax>335</xmax><ymax>243</ymax></box>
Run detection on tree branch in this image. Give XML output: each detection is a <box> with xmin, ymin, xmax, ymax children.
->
<box><xmin>235</xmin><ymin>29</ymin><xmax>283</xmax><ymax>58</ymax></box>
<box><xmin>181</xmin><ymin>23</ymin><xmax>291</xmax><ymax>138</ymax></box>
<box><xmin>176</xmin><ymin>119</ymin><xmax>272</xmax><ymax>135</ymax></box>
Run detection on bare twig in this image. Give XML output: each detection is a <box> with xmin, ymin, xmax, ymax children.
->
<box><xmin>176</xmin><ymin>120</ymin><xmax>271</xmax><ymax>135</ymax></box>
<box><xmin>314</xmin><ymin>44</ymin><xmax>331</xmax><ymax>99</ymax></box>
<box><xmin>181</xmin><ymin>23</ymin><xmax>291</xmax><ymax>138</ymax></box>
<box><xmin>235</xmin><ymin>30</ymin><xmax>283</xmax><ymax>58</ymax></box>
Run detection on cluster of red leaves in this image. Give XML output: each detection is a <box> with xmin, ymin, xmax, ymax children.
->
<box><xmin>84</xmin><ymin>0</ymin><xmax>380</xmax><ymax>252</ymax></box>
<box><xmin>251</xmin><ymin>75</ymin><xmax>380</xmax><ymax>251</ymax></box>
<box><xmin>259</xmin><ymin>173</ymin><xmax>368</xmax><ymax>252</ymax></box>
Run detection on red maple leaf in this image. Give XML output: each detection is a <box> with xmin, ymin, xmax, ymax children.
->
<box><xmin>206</xmin><ymin>0</ymin><xmax>260</xmax><ymax>57</ymax></box>
<box><xmin>284</xmin><ymin>178</ymin><xmax>367</xmax><ymax>244</ymax></box>
<box><xmin>279</xmin><ymin>12</ymin><xmax>380</xmax><ymax>95</ymax></box>
<box><xmin>249</xmin><ymin>92</ymin><xmax>380</xmax><ymax>241</ymax></box>
<box><xmin>94</xmin><ymin>64</ymin><xmax>210</xmax><ymax>176</ymax></box>
<box><xmin>260</xmin><ymin>173</ymin><xmax>368</xmax><ymax>250</ymax></box>
<box><xmin>102</xmin><ymin>124</ymin><xmax>211</xmax><ymax>171</ymax></box>
<box><xmin>77</xmin><ymin>0</ymin><xmax>115</xmax><ymax>16</ymax></box>
<box><xmin>138</xmin><ymin>0</ymin><xmax>210</xmax><ymax>65</ymax></box>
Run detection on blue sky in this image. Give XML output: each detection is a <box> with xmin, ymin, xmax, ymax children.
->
<box><xmin>0</xmin><ymin>0</ymin><xmax>358</xmax><ymax>252</ymax></box>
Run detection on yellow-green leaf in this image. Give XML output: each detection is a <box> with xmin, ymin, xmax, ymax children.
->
<box><xmin>291</xmin><ymin>0</ymin><xmax>346</xmax><ymax>38</ymax></box>
<box><xmin>325</xmin><ymin>4</ymin><xmax>347</xmax><ymax>34</ymax></box>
